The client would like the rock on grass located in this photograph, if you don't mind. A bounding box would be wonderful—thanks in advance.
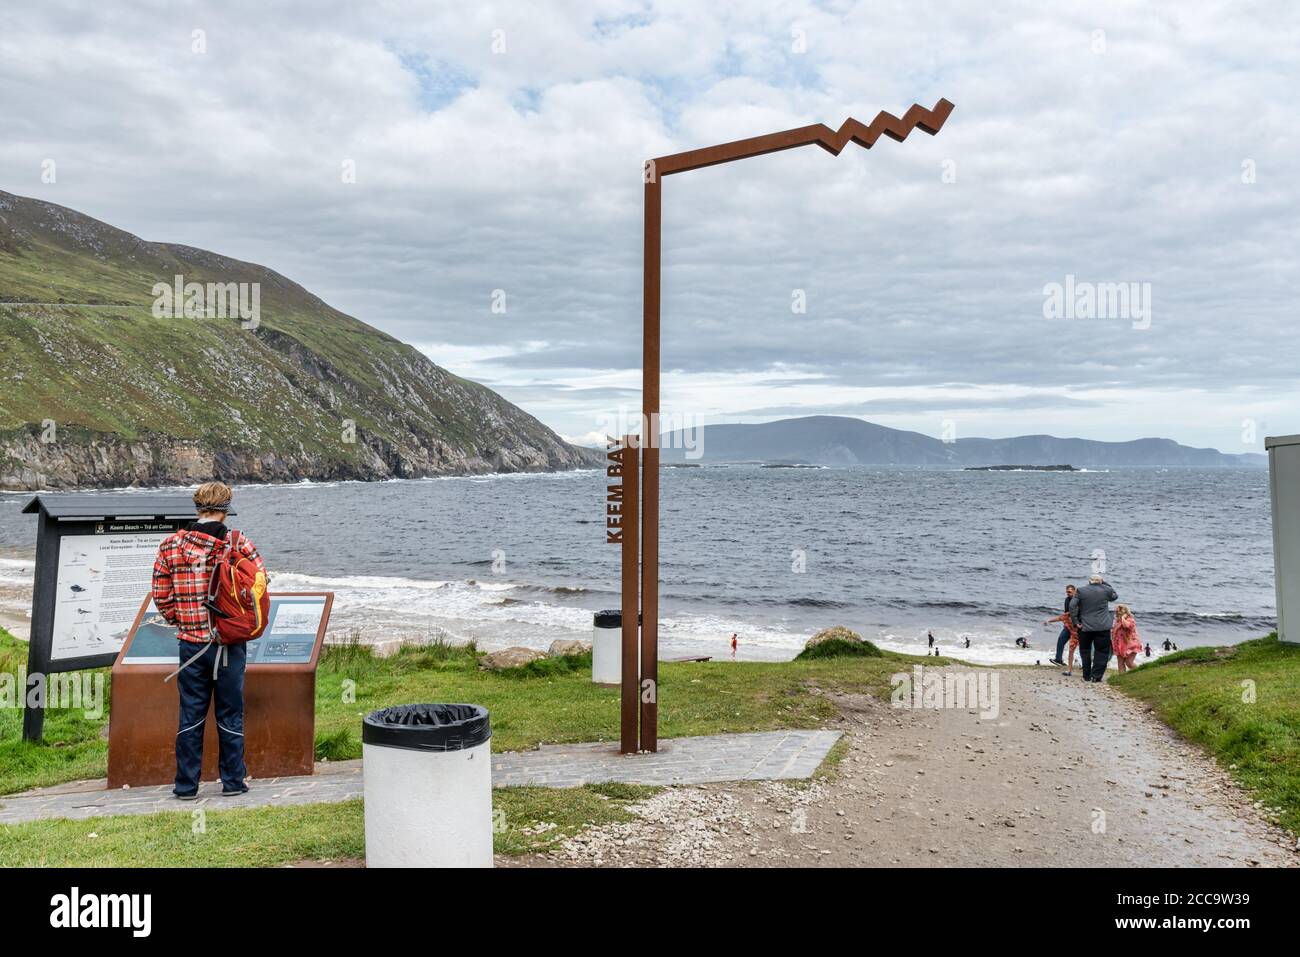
[479,647,548,671]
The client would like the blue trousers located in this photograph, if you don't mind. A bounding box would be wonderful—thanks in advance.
[1055,627,1071,662]
[175,640,247,794]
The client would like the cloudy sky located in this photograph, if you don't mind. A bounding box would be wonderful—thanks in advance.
[2,1,1297,452]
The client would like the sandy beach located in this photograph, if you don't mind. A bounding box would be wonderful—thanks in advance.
[0,551,33,642]
[503,667,1298,868]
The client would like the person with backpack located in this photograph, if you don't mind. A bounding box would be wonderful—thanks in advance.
[152,482,269,800]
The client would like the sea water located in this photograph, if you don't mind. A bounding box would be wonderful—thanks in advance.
[0,466,1276,664]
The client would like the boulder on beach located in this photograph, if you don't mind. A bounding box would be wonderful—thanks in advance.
[797,625,882,660]
[804,625,864,649]
[547,639,592,657]
[370,638,404,659]
[479,647,548,671]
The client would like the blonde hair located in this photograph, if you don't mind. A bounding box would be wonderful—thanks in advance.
[1115,603,1131,619]
[193,481,233,514]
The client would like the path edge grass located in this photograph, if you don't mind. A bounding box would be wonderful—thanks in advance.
[1110,633,1300,836]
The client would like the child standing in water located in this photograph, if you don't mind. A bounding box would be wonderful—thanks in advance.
[1111,604,1142,672]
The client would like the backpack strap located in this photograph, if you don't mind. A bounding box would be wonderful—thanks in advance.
[164,638,215,683]
[203,531,238,638]
[206,537,224,606]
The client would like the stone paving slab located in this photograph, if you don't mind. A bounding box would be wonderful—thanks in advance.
[0,730,841,825]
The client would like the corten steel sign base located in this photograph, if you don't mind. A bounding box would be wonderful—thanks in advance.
[626,99,954,753]
[107,593,333,789]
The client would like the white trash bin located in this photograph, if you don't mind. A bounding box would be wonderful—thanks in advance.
[592,610,623,685]
[363,703,493,868]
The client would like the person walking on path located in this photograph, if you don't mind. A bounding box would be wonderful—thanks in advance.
[1046,584,1077,666]
[1111,604,1142,673]
[152,482,268,800]
[1070,574,1118,682]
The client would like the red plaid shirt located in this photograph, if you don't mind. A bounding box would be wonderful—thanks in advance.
[1046,611,1079,641]
[152,528,268,643]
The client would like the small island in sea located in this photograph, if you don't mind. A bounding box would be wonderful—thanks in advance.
[964,464,1078,471]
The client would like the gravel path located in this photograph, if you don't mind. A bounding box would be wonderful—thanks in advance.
[501,667,1299,868]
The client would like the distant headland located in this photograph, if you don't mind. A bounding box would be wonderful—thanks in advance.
[964,464,1078,472]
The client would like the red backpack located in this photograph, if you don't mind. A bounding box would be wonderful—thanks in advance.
[205,530,270,644]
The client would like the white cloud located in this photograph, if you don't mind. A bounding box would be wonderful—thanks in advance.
[1,0,1297,451]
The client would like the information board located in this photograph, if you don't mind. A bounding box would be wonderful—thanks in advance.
[50,529,175,661]
[121,595,330,665]
[109,590,333,788]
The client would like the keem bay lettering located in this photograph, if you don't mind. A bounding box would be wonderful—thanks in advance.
[606,438,625,544]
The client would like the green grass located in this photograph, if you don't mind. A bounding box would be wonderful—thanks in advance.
[0,623,924,866]
[0,785,658,866]
[1111,634,1300,834]
[308,637,913,767]
[0,629,114,794]
[0,626,919,796]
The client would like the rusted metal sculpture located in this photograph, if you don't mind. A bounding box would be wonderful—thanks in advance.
[625,98,954,753]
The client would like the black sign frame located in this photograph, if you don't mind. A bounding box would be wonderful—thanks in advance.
[20,493,231,742]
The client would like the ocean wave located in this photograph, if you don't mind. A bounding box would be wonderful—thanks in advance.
[786,597,851,609]
[273,571,453,591]
[517,583,593,596]
[731,595,851,610]
[1138,610,1275,629]
[0,468,600,501]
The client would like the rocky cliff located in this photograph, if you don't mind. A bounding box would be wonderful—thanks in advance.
[0,190,600,490]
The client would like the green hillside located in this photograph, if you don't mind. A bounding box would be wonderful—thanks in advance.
[0,190,597,488]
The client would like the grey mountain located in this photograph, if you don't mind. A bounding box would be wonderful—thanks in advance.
[659,415,1267,469]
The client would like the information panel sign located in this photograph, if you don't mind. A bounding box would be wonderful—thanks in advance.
[107,591,333,788]
[50,529,176,661]
[121,596,329,665]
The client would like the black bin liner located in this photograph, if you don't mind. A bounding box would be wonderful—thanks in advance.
[594,610,642,628]
[362,703,491,753]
